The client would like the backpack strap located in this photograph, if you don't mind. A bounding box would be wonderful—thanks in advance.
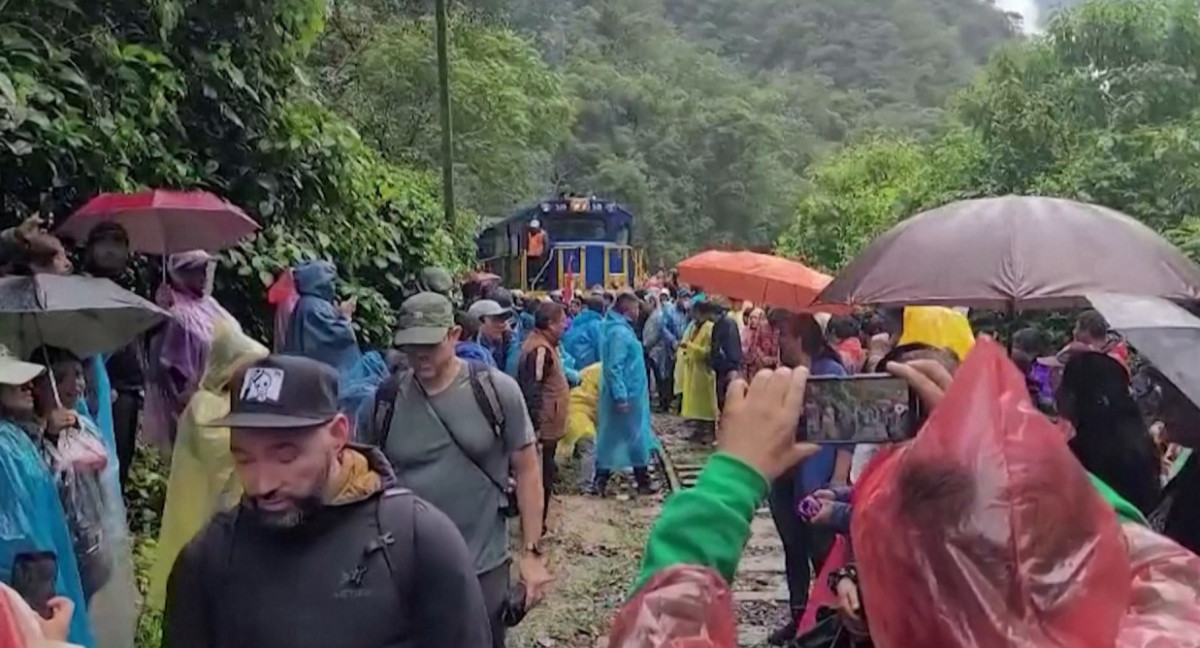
[371,371,404,447]
[375,488,418,625]
[467,361,505,439]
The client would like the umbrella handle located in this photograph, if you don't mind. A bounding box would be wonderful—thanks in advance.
[32,317,64,408]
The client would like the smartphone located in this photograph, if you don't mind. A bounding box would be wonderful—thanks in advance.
[801,374,920,444]
[11,552,57,619]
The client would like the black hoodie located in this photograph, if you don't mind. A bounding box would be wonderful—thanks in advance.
[162,445,491,648]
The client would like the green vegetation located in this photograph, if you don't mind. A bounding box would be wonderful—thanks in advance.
[0,0,470,344]
[311,0,1020,264]
[779,0,1200,271]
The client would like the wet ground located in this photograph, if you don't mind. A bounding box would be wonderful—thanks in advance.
[656,414,791,647]
[511,414,790,647]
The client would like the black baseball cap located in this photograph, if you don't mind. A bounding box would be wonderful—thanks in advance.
[205,354,340,429]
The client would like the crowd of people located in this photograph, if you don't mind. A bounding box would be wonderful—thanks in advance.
[613,302,1200,647]
[5,212,1200,648]
[0,216,729,648]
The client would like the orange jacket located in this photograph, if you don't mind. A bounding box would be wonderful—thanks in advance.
[527,230,547,257]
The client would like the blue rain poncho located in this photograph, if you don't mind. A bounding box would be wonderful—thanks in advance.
[456,341,497,368]
[282,261,362,375]
[0,420,95,647]
[563,310,603,369]
[645,304,682,381]
[561,344,581,388]
[596,311,653,471]
[338,351,388,434]
[84,357,114,464]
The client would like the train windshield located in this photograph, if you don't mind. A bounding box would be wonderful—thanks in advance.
[547,216,608,241]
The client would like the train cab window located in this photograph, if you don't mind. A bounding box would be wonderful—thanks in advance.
[547,217,607,241]
[614,225,630,246]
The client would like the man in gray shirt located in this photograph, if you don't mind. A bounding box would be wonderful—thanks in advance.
[369,292,553,648]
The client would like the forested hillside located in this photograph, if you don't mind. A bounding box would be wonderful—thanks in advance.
[778,0,1200,272]
[317,0,1020,263]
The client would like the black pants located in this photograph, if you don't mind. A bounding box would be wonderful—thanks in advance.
[657,371,675,412]
[767,468,834,614]
[112,390,143,490]
[716,371,734,415]
[651,357,674,412]
[526,257,545,290]
[479,562,510,648]
[540,439,558,533]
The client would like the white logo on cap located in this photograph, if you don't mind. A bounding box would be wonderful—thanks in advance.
[241,368,284,403]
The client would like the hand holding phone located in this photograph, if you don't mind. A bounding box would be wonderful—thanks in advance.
[37,597,74,641]
[12,552,57,619]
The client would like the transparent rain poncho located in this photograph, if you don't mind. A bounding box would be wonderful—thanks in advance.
[43,415,136,648]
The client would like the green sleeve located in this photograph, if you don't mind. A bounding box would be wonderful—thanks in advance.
[632,452,767,593]
[1088,472,1148,526]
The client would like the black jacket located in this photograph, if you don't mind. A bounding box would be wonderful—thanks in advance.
[162,445,491,648]
[710,315,744,376]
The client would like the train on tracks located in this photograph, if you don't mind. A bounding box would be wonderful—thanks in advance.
[476,195,648,293]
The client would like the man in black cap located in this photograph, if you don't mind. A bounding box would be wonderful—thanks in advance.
[162,354,491,648]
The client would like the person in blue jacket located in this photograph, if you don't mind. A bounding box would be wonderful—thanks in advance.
[595,293,655,497]
[282,260,362,376]
[562,297,605,369]
[467,298,520,375]
[0,351,96,647]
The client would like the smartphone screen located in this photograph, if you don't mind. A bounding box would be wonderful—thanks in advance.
[12,552,57,618]
[801,374,919,444]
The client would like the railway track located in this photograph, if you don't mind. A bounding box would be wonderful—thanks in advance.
[652,415,791,647]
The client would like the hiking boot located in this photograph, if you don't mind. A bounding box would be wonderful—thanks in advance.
[767,609,801,646]
[633,467,659,496]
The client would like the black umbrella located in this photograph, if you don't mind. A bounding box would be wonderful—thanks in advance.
[1086,292,1200,409]
[0,274,168,360]
[818,196,1200,310]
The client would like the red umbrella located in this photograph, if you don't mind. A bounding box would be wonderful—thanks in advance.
[677,250,846,313]
[57,189,259,254]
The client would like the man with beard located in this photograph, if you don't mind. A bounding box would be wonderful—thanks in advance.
[162,354,490,648]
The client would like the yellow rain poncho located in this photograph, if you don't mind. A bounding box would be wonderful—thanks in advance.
[679,321,717,422]
[148,322,268,609]
[674,321,695,397]
[898,306,975,361]
[559,363,602,459]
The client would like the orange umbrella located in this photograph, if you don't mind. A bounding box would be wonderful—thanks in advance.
[677,250,841,313]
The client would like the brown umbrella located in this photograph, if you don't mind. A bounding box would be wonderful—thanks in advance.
[816,195,1200,311]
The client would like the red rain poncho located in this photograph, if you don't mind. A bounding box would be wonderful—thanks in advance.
[852,339,1200,648]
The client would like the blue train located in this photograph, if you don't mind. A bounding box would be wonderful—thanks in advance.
[476,195,646,293]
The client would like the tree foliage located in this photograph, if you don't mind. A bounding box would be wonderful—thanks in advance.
[780,0,1200,270]
[316,0,1018,265]
[0,0,473,344]
[314,5,573,213]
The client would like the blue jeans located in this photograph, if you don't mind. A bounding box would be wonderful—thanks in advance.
[576,438,596,491]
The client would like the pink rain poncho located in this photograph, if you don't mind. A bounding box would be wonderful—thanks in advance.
[142,251,235,452]
[852,338,1200,648]
[608,565,737,648]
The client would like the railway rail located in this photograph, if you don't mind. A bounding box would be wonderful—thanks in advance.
[651,415,791,647]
